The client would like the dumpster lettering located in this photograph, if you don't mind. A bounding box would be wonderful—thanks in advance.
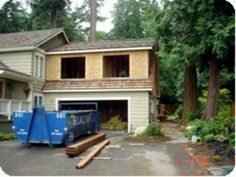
[14,112,24,118]
[56,113,65,119]
[51,129,63,136]
[17,128,28,135]
[69,113,93,126]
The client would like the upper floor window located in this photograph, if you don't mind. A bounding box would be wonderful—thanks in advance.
[34,54,44,78]
[61,57,85,79]
[103,55,129,78]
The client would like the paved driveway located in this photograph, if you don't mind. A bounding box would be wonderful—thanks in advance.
[0,124,208,176]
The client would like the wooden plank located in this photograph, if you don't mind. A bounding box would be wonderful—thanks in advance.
[80,156,112,160]
[76,139,110,169]
[64,133,106,156]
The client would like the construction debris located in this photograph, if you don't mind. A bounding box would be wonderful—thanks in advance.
[80,156,112,160]
[129,143,145,146]
[76,139,110,169]
[106,145,121,148]
[64,132,106,156]
[101,115,127,130]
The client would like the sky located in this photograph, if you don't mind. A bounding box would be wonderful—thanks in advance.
[0,0,117,33]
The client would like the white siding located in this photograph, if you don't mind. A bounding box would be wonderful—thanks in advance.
[0,51,33,75]
[44,91,150,132]
[33,79,45,93]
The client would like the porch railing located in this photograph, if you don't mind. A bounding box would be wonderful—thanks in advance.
[0,99,30,120]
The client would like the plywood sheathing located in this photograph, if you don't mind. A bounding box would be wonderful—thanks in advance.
[45,50,149,80]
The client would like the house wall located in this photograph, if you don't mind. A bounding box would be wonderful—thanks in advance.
[0,51,33,75]
[45,50,149,80]
[3,79,27,100]
[44,91,150,132]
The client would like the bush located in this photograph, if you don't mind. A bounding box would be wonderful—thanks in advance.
[139,123,163,137]
[212,155,222,161]
[0,132,16,141]
[185,88,234,149]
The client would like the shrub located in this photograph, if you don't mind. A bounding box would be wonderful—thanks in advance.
[185,88,234,149]
[212,155,222,161]
[139,123,163,137]
[0,132,16,141]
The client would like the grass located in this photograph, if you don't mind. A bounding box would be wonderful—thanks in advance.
[0,132,16,141]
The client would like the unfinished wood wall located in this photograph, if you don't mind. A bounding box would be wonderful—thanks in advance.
[45,50,149,80]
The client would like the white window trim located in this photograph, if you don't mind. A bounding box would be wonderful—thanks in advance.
[34,52,45,79]
[33,93,44,106]
[55,97,131,133]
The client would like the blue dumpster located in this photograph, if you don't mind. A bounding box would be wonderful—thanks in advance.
[12,106,99,147]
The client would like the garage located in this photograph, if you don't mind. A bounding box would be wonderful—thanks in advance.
[58,100,128,131]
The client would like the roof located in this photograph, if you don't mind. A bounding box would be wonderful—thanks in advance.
[46,38,155,54]
[0,28,69,52]
[42,78,153,92]
[0,60,33,80]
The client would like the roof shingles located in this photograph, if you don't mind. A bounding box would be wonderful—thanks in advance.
[48,38,155,52]
[0,28,64,49]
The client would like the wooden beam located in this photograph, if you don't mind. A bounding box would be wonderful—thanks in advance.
[64,132,106,156]
[76,139,110,169]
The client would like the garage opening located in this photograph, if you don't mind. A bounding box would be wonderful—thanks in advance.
[58,100,128,131]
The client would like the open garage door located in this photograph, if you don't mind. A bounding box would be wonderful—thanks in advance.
[58,100,128,131]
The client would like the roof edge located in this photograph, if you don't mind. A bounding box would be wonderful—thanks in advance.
[35,29,69,48]
[46,46,153,55]
[0,46,35,53]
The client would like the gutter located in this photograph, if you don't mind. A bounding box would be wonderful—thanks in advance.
[45,47,153,55]
[42,88,153,93]
[0,46,35,53]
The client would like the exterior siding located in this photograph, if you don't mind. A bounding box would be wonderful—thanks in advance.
[45,50,149,80]
[0,51,33,75]
[33,79,45,93]
[44,91,149,132]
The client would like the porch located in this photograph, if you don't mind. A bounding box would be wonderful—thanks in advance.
[0,99,30,120]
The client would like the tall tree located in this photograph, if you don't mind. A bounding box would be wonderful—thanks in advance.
[110,0,144,39]
[148,0,234,121]
[89,0,96,41]
[0,0,30,33]
[30,0,70,29]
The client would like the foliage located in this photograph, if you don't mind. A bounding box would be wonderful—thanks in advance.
[139,123,163,137]
[185,88,234,147]
[212,155,222,161]
[0,132,16,141]
[110,0,150,39]
[0,0,31,33]
[168,105,183,120]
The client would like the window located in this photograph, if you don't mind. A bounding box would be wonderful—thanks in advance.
[61,57,85,79]
[103,55,129,77]
[34,54,44,78]
[34,94,43,107]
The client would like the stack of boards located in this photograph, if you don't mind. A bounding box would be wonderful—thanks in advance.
[64,132,110,169]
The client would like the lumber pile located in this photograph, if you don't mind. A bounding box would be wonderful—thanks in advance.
[64,132,106,156]
[76,139,110,169]
[101,115,127,130]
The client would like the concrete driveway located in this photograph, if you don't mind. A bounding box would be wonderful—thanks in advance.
[0,124,208,176]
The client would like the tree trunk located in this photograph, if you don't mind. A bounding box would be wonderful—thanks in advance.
[182,65,198,124]
[89,0,96,41]
[50,8,57,28]
[202,57,220,120]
